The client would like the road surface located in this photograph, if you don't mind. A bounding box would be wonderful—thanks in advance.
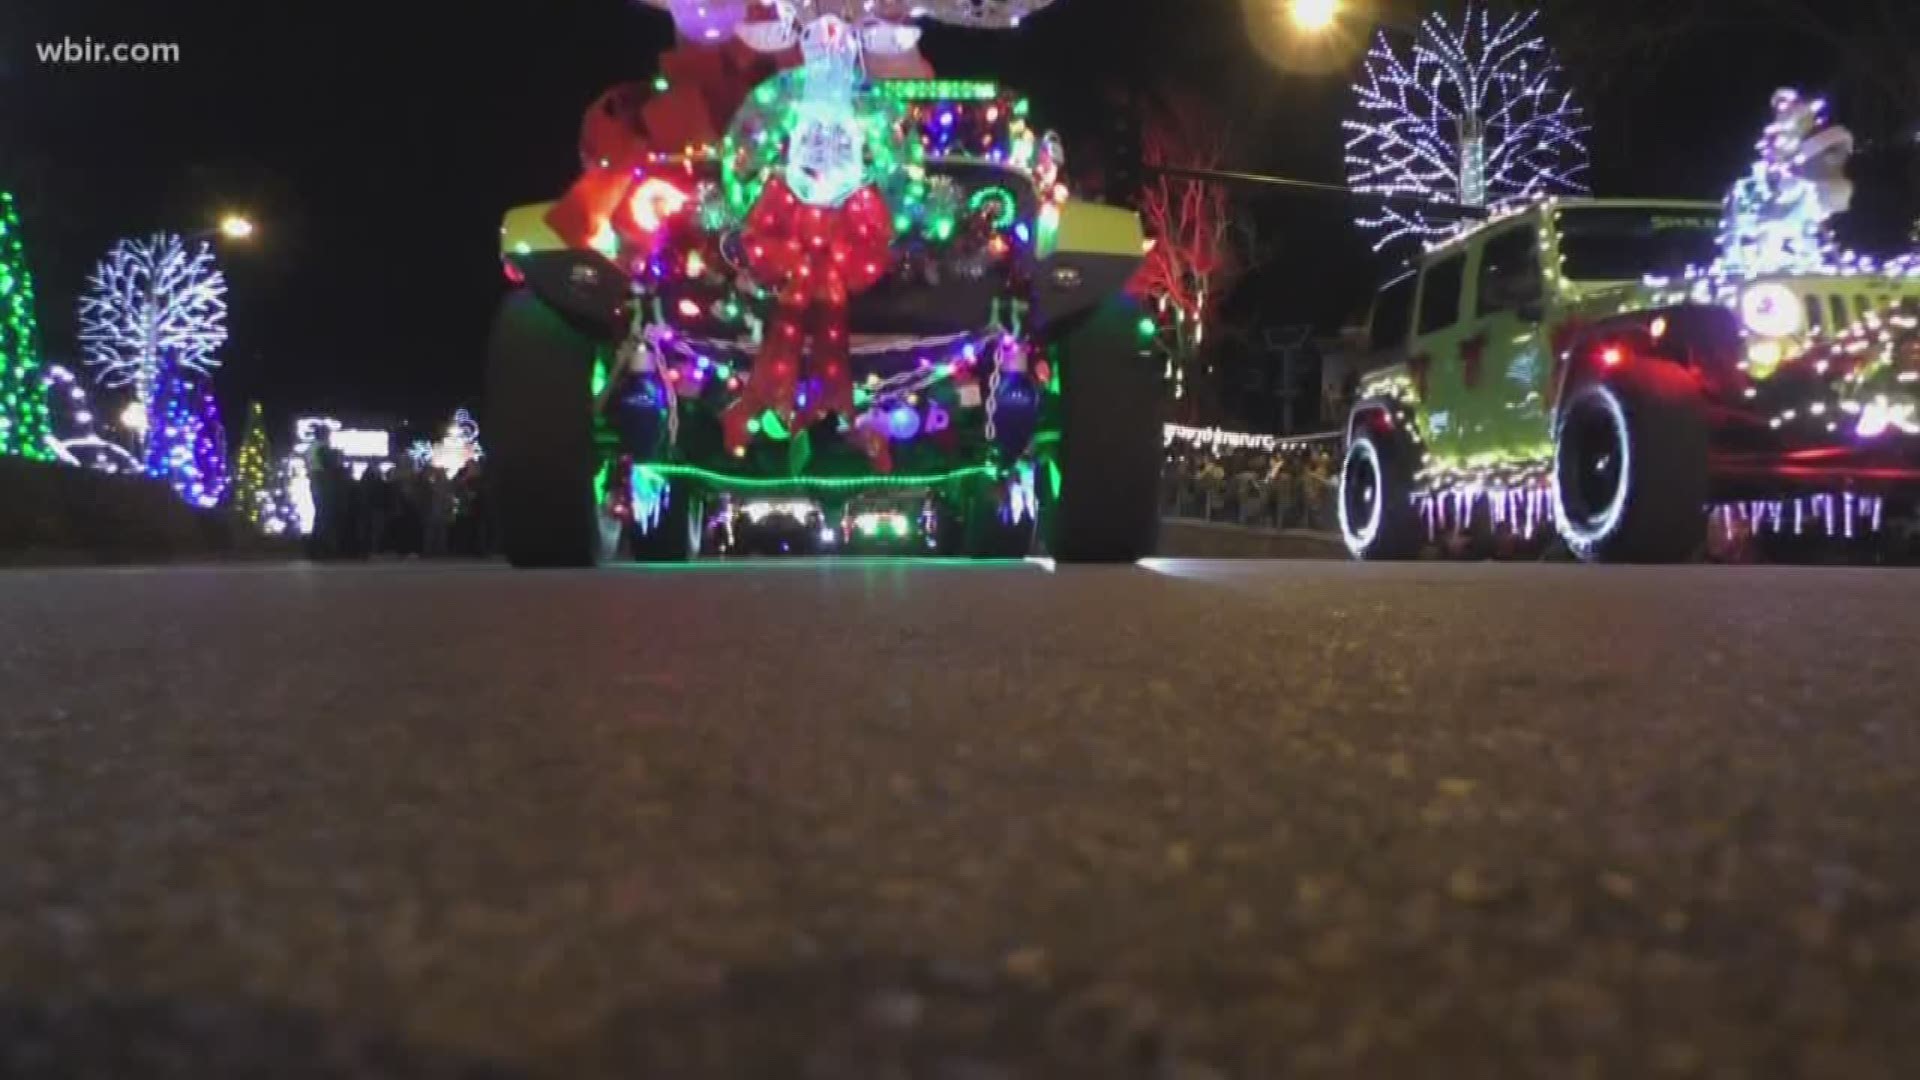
[4,560,1920,1078]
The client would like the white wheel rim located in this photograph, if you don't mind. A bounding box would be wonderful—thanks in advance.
[1553,385,1632,548]
[1340,439,1386,555]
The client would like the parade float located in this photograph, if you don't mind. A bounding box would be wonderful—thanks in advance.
[1340,88,1920,563]
[487,0,1155,566]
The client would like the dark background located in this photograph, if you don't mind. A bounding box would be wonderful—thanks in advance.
[4,0,1915,436]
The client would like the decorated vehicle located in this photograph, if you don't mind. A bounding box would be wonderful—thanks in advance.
[1341,89,1920,563]
[487,0,1156,567]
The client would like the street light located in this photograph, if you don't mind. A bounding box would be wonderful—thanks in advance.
[1288,0,1341,33]
[219,213,255,240]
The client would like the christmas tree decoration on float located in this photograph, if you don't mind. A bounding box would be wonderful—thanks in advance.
[1718,91,1855,276]
[1344,5,1589,251]
[0,192,53,461]
[78,234,229,452]
[486,0,1157,567]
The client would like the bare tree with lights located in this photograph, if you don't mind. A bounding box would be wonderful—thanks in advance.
[1133,92,1240,421]
[78,234,229,452]
[1344,5,1590,251]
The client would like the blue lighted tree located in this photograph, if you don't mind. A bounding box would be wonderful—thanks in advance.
[144,353,229,508]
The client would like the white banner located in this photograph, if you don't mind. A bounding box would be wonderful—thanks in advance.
[1163,424,1342,452]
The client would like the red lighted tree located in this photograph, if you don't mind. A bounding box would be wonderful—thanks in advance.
[1132,93,1239,422]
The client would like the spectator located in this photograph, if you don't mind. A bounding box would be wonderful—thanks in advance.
[306,431,351,561]
[355,465,391,559]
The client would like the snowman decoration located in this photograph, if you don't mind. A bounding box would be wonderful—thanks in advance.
[784,15,869,208]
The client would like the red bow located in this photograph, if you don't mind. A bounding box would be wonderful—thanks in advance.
[723,177,896,466]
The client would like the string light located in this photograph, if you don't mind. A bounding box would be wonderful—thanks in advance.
[638,0,1062,39]
[637,461,996,492]
[40,364,138,473]
[1164,424,1343,453]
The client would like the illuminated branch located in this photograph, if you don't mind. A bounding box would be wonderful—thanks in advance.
[1344,5,1589,251]
[1134,93,1237,415]
[78,234,229,446]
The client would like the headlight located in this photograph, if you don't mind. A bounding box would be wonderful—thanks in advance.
[1740,283,1803,338]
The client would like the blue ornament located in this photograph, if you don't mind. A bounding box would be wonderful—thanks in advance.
[990,372,1039,458]
[614,371,672,458]
[886,403,922,441]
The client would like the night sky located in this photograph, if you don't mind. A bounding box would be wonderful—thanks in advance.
[5,0,1914,437]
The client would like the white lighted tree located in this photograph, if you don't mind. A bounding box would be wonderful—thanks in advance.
[78,234,229,449]
[1344,5,1590,250]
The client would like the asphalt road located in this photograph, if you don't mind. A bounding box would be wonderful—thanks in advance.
[5,559,1920,1079]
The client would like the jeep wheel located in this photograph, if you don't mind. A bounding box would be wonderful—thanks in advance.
[1339,426,1423,560]
[629,482,704,562]
[487,292,605,569]
[1044,297,1162,564]
[1553,378,1707,563]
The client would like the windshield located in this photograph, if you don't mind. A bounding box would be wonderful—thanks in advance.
[1556,207,1721,281]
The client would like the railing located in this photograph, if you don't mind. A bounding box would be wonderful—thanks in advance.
[1161,473,1341,534]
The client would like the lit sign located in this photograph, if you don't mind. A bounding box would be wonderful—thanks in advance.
[332,429,391,459]
[293,416,389,460]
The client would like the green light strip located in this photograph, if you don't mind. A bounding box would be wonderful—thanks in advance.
[615,557,1029,572]
[639,463,996,491]
[875,80,1003,102]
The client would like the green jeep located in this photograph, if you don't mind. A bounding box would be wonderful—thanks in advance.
[1340,197,1920,562]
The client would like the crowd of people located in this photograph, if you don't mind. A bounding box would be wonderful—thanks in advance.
[302,434,494,560]
[1162,440,1342,532]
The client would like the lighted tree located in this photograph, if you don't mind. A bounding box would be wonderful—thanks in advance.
[228,401,277,529]
[1133,92,1239,421]
[78,234,229,449]
[1344,5,1589,250]
[145,355,228,509]
[0,192,53,460]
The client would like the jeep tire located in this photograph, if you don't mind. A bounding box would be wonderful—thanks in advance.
[1552,377,1707,564]
[487,292,604,569]
[1339,424,1423,561]
[1043,297,1162,564]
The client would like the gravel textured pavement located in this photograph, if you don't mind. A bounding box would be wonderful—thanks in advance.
[4,559,1920,1078]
